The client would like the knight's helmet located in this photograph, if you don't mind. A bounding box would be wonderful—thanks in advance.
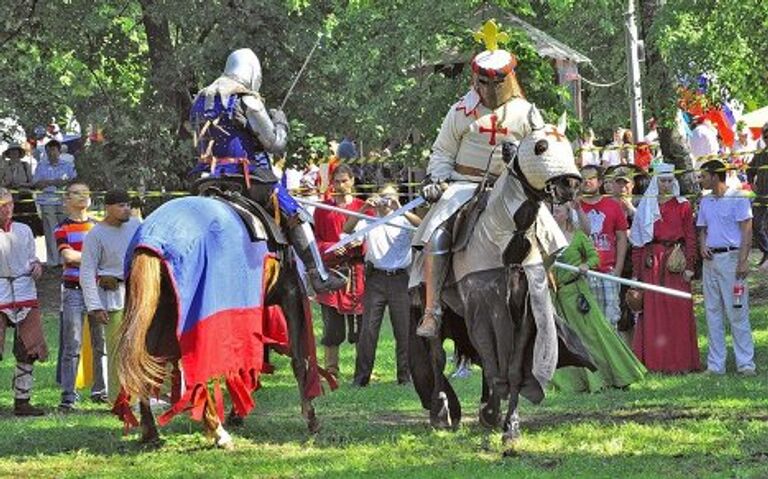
[223,48,262,93]
[471,20,524,109]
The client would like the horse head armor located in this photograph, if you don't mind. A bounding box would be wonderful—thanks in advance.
[506,111,581,204]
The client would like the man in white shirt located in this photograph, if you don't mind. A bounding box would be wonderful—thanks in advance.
[697,160,756,376]
[343,185,421,387]
[689,118,720,164]
[0,188,47,416]
[79,189,141,402]
[601,128,625,168]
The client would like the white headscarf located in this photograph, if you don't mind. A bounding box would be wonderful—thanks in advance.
[629,163,687,247]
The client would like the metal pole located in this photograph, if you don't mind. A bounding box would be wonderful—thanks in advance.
[625,0,645,145]
[553,262,692,299]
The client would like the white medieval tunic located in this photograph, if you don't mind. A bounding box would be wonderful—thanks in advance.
[412,89,535,248]
[0,222,39,323]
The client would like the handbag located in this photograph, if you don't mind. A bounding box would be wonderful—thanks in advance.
[576,292,591,314]
[666,243,687,274]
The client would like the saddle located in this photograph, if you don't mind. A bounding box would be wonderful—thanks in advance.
[452,184,492,253]
[198,181,288,246]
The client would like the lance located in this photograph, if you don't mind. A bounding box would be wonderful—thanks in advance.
[553,262,692,300]
[325,196,425,253]
[296,198,417,231]
[303,196,689,299]
[280,33,324,110]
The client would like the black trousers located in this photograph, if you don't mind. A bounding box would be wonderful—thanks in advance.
[320,305,360,347]
[753,205,768,254]
[353,269,411,385]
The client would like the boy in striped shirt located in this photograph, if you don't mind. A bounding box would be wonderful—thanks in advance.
[54,182,104,411]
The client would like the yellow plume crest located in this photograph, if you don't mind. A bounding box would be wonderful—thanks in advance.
[473,19,509,52]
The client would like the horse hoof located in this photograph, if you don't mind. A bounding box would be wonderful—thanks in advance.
[138,431,161,448]
[307,416,321,434]
[502,429,522,447]
[225,413,244,428]
[478,404,500,429]
[502,447,520,458]
[303,406,321,434]
[217,437,235,450]
[215,427,235,450]
[429,416,452,430]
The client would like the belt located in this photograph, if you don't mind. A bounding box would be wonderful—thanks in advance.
[63,282,81,290]
[365,262,407,276]
[650,239,682,247]
[710,246,739,254]
[455,164,498,179]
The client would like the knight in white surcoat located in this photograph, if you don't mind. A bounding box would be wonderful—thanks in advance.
[414,20,542,338]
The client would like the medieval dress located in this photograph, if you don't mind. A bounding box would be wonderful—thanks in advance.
[631,200,701,373]
[550,230,646,393]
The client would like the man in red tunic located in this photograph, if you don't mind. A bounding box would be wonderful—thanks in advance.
[313,164,366,379]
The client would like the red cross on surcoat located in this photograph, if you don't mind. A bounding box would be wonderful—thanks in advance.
[546,127,566,142]
[479,114,508,146]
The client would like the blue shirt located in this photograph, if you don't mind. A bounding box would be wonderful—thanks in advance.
[32,160,77,205]
[696,189,752,248]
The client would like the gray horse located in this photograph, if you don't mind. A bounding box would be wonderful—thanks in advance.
[409,120,595,446]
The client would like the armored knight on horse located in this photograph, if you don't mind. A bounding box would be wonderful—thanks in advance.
[413,20,538,338]
[408,21,594,446]
[113,48,341,448]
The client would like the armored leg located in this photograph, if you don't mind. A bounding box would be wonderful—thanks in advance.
[288,222,346,293]
[416,225,452,338]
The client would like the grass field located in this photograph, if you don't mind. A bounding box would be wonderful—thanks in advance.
[0,265,767,479]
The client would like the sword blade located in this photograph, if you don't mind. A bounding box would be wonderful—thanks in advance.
[295,198,417,231]
[324,196,425,253]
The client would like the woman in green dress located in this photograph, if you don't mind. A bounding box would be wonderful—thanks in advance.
[550,203,646,393]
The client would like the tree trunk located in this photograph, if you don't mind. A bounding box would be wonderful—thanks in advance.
[638,0,699,193]
[138,0,191,138]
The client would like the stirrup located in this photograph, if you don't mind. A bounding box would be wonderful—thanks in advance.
[416,307,442,338]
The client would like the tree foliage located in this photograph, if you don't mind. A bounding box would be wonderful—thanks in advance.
[0,0,574,190]
[4,0,766,190]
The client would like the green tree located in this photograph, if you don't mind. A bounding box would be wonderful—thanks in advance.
[0,0,570,190]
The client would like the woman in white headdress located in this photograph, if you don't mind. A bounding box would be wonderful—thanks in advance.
[628,163,701,373]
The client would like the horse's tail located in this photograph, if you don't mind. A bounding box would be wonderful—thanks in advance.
[117,250,166,399]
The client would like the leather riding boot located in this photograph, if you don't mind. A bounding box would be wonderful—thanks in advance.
[324,346,340,378]
[13,363,42,416]
[416,252,450,338]
[288,222,346,293]
[14,398,44,417]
